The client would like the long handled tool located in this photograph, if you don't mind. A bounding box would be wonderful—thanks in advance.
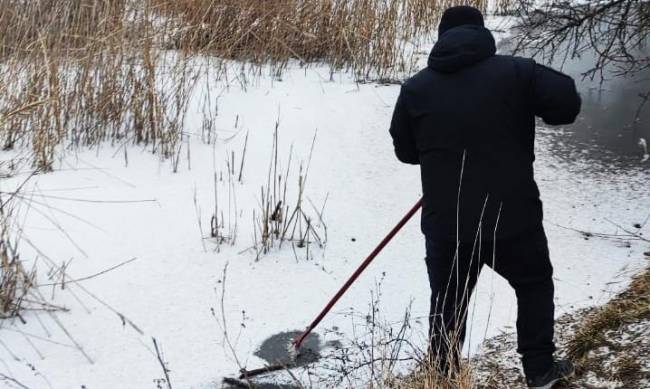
[291,197,424,351]
[236,198,423,381]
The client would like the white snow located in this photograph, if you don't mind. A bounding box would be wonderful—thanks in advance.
[1,41,649,389]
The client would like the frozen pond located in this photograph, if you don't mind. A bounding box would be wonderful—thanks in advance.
[1,27,648,389]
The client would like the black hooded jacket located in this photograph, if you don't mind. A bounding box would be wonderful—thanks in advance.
[389,25,581,242]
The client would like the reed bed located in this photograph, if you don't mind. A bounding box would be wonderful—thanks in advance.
[154,0,486,80]
[0,0,199,170]
[0,0,484,170]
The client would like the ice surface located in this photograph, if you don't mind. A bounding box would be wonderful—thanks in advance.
[1,30,648,389]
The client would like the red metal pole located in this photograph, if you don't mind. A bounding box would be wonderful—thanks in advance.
[292,197,423,350]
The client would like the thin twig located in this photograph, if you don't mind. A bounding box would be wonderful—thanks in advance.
[152,337,173,389]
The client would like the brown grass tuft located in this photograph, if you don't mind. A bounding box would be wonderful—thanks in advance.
[566,265,650,386]
[568,268,650,361]
[0,188,36,319]
[390,360,475,389]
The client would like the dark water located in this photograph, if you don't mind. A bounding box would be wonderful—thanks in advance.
[499,38,650,170]
[547,57,650,169]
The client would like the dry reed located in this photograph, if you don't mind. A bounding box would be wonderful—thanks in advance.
[0,180,38,319]
[0,0,485,169]
[153,0,486,79]
[0,0,198,170]
[568,266,650,367]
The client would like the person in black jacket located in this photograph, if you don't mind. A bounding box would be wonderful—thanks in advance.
[389,6,581,389]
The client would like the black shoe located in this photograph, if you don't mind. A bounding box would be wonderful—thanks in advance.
[526,360,575,389]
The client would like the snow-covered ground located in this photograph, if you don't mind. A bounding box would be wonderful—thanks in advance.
[1,40,649,389]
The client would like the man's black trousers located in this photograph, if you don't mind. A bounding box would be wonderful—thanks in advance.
[425,224,555,378]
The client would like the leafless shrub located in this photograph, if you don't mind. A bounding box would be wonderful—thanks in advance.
[509,0,650,78]
[506,0,650,117]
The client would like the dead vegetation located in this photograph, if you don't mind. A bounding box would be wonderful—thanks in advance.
[0,176,75,323]
[568,266,650,359]
[0,0,198,171]
[0,175,146,367]
[252,123,326,261]
[0,211,35,320]
[0,0,485,171]
[391,364,475,389]
[153,0,486,80]
[0,177,38,320]
[566,265,650,386]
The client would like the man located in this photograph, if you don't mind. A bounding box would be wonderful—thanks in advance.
[389,6,581,389]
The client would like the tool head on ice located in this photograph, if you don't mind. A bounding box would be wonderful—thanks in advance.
[230,330,321,382]
[256,330,320,365]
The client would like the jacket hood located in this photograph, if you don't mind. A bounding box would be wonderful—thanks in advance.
[428,25,496,73]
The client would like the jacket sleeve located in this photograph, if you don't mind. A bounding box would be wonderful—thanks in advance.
[389,86,419,165]
[532,64,582,125]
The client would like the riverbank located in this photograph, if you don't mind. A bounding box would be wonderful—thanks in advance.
[474,256,650,389]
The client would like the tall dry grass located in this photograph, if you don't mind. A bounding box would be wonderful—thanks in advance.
[153,0,486,80]
[0,0,485,170]
[0,180,37,319]
[0,0,198,170]
[0,222,35,319]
